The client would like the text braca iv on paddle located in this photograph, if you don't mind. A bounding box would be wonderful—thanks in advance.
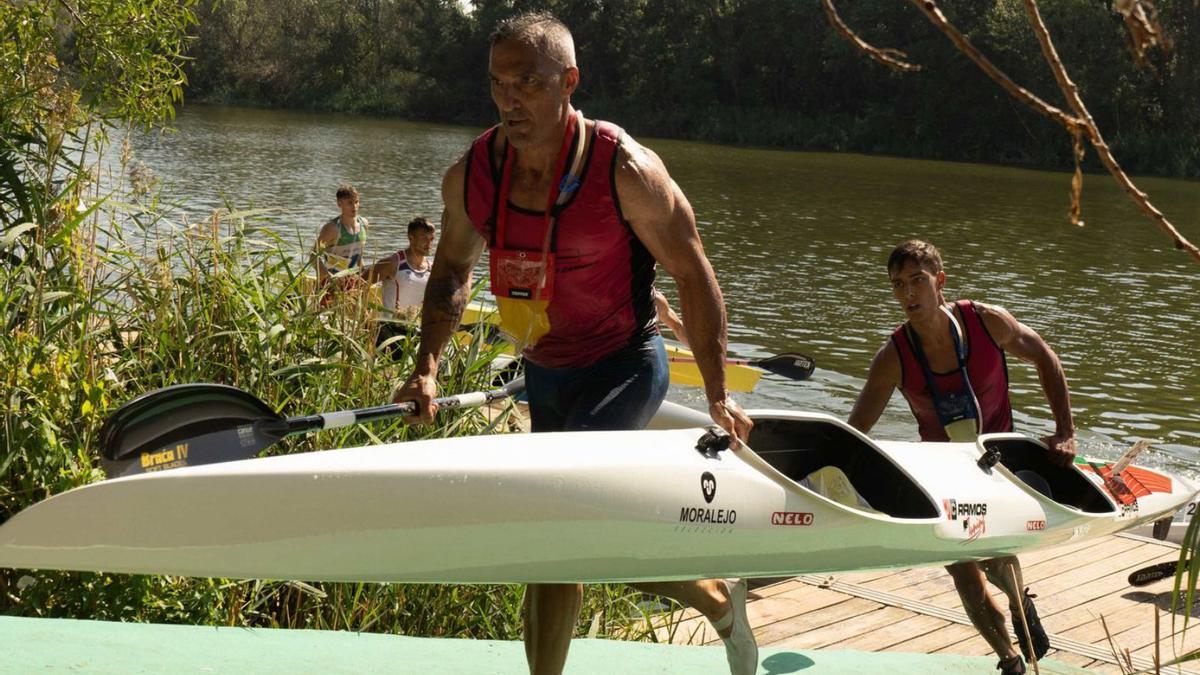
[98,378,527,478]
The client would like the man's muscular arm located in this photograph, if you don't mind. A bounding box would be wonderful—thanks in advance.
[362,255,398,284]
[653,288,690,348]
[978,302,1076,466]
[848,341,902,435]
[614,139,751,441]
[393,156,485,419]
[312,220,339,284]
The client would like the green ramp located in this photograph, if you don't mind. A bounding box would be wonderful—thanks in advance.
[0,616,1095,674]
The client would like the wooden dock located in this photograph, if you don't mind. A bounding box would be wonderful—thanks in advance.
[658,533,1200,673]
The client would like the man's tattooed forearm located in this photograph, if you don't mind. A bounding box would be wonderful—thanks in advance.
[421,275,468,332]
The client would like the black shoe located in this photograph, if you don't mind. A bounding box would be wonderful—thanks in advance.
[1011,588,1050,661]
[998,655,1026,674]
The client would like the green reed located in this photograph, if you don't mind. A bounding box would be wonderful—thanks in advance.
[0,183,676,641]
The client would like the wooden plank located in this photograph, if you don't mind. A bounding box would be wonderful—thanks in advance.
[1126,635,1200,670]
[921,540,1163,609]
[1100,604,1200,660]
[768,605,915,650]
[835,613,952,651]
[1018,536,1145,582]
[1019,535,1143,570]
[835,567,917,585]
[902,546,1165,654]
[1051,651,1101,669]
[1024,534,1128,562]
[1039,584,1164,638]
[882,623,981,653]
[666,584,867,645]
[959,545,1176,636]
[1021,543,1162,594]
[653,581,811,641]
[749,578,804,598]
[717,585,856,643]
[849,537,1146,608]
[757,597,883,646]
[651,535,1191,673]
[1083,662,1128,674]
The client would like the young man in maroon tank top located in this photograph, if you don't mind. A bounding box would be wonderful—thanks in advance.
[391,12,757,675]
[849,240,1077,675]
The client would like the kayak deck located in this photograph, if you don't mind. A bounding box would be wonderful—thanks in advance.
[660,532,1197,674]
[0,615,1093,674]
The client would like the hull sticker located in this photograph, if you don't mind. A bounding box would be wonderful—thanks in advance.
[771,511,814,526]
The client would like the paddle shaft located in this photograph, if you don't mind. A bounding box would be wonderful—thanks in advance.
[668,357,780,367]
[285,386,510,434]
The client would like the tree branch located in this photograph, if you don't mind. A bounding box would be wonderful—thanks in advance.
[1021,0,1199,260]
[1112,0,1172,68]
[906,0,1083,134]
[820,0,921,72]
[55,0,84,26]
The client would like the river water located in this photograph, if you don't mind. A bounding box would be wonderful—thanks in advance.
[122,105,1200,469]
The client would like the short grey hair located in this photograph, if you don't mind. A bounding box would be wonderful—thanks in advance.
[490,11,576,69]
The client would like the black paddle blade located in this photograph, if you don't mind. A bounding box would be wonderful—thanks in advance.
[100,420,289,478]
[99,384,285,477]
[753,353,816,381]
[1128,560,1187,587]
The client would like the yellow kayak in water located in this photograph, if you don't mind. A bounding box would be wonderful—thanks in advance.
[462,300,763,392]
[301,282,766,391]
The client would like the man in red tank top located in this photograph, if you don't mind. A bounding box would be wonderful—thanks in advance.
[849,240,1077,675]
[391,11,756,675]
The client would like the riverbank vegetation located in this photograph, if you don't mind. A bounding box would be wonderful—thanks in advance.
[185,0,1200,178]
[0,1,662,642]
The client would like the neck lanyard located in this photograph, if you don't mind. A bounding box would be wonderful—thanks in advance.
[907,304,982,433]
[493,111,580,253]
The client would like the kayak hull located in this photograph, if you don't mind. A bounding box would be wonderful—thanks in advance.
[0,410,1193,583]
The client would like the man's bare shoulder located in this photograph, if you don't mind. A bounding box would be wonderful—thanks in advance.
[614,135,671,190]
[316,218,339,240]
[442,151,469,190]
[441,150,471,210]
[971,300,1021,333]
[613,135,676,218]
[874,338,900,365]
[971,300,1010,319]
[867,338,902,381]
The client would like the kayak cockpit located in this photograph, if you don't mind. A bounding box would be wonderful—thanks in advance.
[747,416,939,519]
[982,436,1117,514]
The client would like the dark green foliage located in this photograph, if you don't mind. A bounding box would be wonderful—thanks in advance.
[185,0,1200,177]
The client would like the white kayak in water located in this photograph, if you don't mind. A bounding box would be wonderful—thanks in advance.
[0,405,1194,583]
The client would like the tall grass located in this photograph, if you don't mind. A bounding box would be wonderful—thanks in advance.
[0,165,667,641]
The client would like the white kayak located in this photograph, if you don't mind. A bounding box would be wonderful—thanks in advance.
[0,405,1194,583]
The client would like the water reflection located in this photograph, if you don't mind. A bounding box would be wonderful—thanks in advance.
[119,105,1200,468]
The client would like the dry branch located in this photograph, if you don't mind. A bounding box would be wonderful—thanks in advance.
[1021,0,1199,260]
[822,0,1199,261]
[906,0,1083,134]
[820,0,921,72]
[1113,0,1173,67]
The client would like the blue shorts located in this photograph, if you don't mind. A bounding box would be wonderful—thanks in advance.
[525,334,669,432]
